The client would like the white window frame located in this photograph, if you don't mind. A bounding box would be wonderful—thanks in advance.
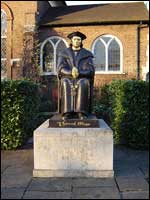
[91,34,123,74]
[40,36,68,75]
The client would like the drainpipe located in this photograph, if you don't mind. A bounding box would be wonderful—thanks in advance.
[137,21,143,80]
[11,15,14,79]
[136,22,149,80]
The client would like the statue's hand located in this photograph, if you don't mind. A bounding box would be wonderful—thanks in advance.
[72,67,79,79]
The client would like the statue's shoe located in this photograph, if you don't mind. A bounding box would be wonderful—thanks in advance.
[78,112,87,120]
[62,113,71,120]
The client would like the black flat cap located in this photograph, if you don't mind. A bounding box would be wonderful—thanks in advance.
[67,31,86,40]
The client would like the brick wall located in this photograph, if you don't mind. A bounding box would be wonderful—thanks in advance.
[1,1,49,79]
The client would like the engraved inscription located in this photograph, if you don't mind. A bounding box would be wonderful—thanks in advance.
[57,121,90,127]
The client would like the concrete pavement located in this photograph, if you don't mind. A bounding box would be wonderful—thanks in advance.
[1,143,149,199]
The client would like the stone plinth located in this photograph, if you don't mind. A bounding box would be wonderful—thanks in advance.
[33,119,114,177]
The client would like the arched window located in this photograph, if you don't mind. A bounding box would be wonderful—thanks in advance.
[1,9,7,78]
[40,36,68,75]
[92,35,123,73]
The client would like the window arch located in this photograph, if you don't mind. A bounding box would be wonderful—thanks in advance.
[91,34,123,73]
[40,36,68,75]
[1,9,7,79]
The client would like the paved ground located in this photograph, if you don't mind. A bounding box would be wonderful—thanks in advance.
[1,143,149,199]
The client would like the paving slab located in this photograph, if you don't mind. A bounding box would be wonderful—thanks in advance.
[1,164,10,174]
[1,165,32,189]
[146,178,149,183]
[121,191,149,199]
[1,188,25,199]
[139,166,149,179]
[114,145,129,161]
[72,187,120,199]
[1,175,32,189]
[125,149,149,163]
[27,178,72,192]
[116,176,149,192]
[23,191,72,199]
[72,178,116,187]
[114,167,144,177]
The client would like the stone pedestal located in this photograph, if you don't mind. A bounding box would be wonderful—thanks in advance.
[33,119,114,177]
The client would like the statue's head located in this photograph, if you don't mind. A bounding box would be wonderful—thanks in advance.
[67,31,86,50]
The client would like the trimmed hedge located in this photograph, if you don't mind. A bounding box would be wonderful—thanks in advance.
[1,80,41,150]
[93,85,112,125]
[93,80,149,149]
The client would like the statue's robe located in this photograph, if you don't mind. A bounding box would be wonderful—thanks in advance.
[57,47,95,116]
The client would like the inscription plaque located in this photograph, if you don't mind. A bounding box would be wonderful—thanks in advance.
[49,114,99,128]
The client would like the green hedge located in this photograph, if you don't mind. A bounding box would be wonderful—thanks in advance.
[1,80,41,150]
[93,80,149,149]
[93,85,112,125]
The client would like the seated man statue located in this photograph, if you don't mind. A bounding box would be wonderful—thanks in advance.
[57,31,95,120]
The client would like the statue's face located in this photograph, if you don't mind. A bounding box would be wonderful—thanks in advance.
[71,36,82,48]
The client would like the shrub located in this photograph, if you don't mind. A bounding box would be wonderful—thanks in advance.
[93,80,149,149]
[93,85,112,125]
[1,80,41,150]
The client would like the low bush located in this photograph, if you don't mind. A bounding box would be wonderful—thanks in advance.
[1,80,41,150]
[93,85,112,125]
[93,80,149,149]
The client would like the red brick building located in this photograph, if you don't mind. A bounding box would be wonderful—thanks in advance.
[1,1,149,86]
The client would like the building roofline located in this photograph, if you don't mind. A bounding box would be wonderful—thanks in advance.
[48,1,67,7]
[39,20,150,28]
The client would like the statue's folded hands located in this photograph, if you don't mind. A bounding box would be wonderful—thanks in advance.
[72,66,79,79]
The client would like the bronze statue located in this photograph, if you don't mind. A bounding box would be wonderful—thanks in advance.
[57,31,95,120]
